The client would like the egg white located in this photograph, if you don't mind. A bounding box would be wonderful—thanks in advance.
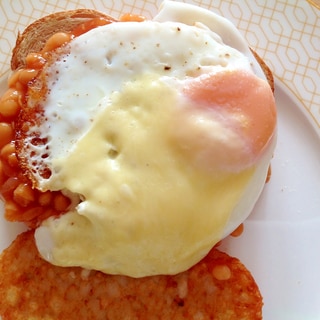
[28,1,276,277]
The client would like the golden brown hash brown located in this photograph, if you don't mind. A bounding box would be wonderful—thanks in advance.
[0,231,262,320]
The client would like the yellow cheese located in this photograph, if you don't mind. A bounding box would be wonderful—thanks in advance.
[37,75,254,277]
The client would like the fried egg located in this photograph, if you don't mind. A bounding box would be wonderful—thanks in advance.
[21,1,277,277]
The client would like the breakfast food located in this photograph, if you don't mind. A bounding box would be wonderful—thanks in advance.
[2,0,276,277]
[0,0,276,318]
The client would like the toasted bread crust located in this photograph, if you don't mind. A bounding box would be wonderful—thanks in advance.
[251,49,274,92]
[11,9,116,70]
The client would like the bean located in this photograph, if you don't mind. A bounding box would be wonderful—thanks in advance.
[37,190,53,206]
[25,52,46,69]
[0,98,20,119]
[41,32,72,53]
[4,200,20,221]
[53,193,70,211]
[0,142,18,177]
[21,206,44,221]
[0,160,16,178]
[15,81,26,93]
[119,14,145,22]
[72,18,112,37]
[0,123,14,149]
[7,152,18,168]
[230,223,244,237]
[0,177,20,198]
[13,183,35,207]
[7,71,20,88]
[0,141,16,161]
[0,88,19,101]
[18,68,38,85]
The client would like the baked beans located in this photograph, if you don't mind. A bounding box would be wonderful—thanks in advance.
[119,13,146,22]
[0,16,123,227]
[230,223,244,238]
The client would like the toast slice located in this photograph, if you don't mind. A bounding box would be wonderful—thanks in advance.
[11,9,116,70]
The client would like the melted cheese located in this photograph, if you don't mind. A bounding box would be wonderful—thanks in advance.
[36,76,255,277]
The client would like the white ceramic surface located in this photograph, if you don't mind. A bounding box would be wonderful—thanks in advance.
[0,1,319,319]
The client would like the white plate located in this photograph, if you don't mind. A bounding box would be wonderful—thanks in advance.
[1,1,320,318]
[220,79,320,319]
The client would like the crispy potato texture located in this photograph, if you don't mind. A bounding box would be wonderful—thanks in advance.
[0,231,262,320]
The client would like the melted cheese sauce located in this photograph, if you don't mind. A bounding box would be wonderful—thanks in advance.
[36,76,255,276]
[33,1,276,277]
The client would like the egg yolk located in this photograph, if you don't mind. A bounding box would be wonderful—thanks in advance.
[183,69,276,158]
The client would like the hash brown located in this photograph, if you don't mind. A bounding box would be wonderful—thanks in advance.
[0,231,263,320]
